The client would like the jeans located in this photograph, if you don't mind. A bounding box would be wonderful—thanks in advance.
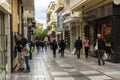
[25,56,30,70]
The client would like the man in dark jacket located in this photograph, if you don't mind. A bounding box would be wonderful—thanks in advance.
[51,40,58,57]
[75,37,82,58]
[59,40,66,57]
[95,34,106,66]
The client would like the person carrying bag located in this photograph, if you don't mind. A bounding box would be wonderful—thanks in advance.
[95,34,106,66]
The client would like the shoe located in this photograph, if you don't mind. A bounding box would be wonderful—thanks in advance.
[103,62,105,65]
[24,70,30,73]
[98,64,101,66]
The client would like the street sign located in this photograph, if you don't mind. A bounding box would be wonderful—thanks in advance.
[113,0,120,5]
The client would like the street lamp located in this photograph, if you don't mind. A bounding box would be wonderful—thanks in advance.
[113,0,120,5]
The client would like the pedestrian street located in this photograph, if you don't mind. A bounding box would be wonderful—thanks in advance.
[8,49,120,80]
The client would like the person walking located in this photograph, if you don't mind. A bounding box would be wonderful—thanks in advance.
[59,40,66,57]
[84,37,90,58]
[35,40,40,52]
[51,39,58,57]
[15,35,25,72]
[28,41,34,59]
[58,40,61,54]
[41,41,45,51]
[45,41,48,51]
[75,37,82,58]
[94,34,106,66]
[22,38,30,72]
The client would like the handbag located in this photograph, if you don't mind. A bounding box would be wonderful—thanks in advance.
[102,52,108,60]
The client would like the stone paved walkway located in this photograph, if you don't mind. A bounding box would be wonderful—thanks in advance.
[8,49,120,80]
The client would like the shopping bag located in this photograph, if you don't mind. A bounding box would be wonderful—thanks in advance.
[94,42,98,51]
[71,48,76,54]
[102,52,108,60]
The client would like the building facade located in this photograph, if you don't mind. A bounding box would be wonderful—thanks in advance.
[62,0,80,51]
[47,2,57,41]
[71,0,120,63]
[54,0,64,41]
[11,0,35,73]
[0,0,12,80]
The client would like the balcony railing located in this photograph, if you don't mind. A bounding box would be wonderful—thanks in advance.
[47,2,55,14]
[0,0,11,13]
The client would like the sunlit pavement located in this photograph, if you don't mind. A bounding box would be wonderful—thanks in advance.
[8,48,120,80]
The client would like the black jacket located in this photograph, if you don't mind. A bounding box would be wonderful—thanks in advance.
[51,42,58,50]
[75,39,82,49]
[59,41,66,49]
[95,39,106,50]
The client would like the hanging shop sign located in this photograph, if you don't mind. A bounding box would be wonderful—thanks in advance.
[113,0,120,5]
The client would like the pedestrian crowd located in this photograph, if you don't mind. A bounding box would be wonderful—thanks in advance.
[14,33,107,73]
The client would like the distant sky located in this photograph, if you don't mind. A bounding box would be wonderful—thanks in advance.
[35,0,56,29]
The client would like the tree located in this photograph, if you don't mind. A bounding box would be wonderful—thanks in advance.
[34,28,48,40]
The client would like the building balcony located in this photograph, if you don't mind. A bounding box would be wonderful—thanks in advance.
[49,13,57,25]
[0,0,11,13]
[63,11,80,23]
[0,0,11,5]
[47,21,52,27]
[71,0,112,12]
[54,0,64,13]
[47,2,55,14]
[21,0,34,10]
[62,10,71,17]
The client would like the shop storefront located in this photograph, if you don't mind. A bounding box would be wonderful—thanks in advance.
[64,29,70,49]
[83,3,120,63]
[71,23,77,50]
